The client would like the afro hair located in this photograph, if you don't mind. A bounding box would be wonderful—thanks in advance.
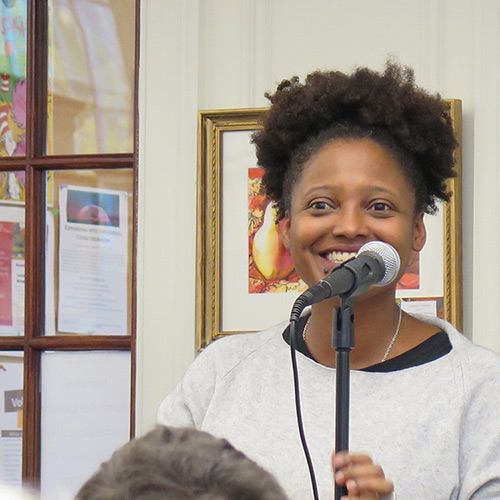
[252,61,458,218]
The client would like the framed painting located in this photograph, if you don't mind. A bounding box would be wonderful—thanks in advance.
[197,101,462,349]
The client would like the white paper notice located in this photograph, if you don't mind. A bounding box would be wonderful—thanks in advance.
[45,211,56,336]
[40,351,130,499]
[10,261,24,335]
[400,299,438,317]
[57,186,128,335]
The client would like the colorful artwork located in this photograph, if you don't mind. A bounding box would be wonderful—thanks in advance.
[0,171,25,202]
[248,168,306,294]
[0,0,27,78]
[248,167,419,293]
[66,189,120,227]
[0,220,23,329]
[397,249,420,290]
[0,75,26,157]
[0,221,14,326]
[0,0,27,158]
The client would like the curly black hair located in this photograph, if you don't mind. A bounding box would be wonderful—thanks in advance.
[252,61,458,218]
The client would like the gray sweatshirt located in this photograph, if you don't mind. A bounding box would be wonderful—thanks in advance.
[158,316,500,499]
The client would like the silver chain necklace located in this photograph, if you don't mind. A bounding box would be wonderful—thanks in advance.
[302,305,403,363]
[380,305,403,362]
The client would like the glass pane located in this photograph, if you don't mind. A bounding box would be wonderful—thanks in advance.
[47,0,136,155]
[0,174,25,336]
[0,352,24,488]
[40,351,130,498]
[45,169,133,335]
[0,1,27,157]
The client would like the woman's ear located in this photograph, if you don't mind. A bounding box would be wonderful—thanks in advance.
[280,212,291,249]
[412,212,427,252]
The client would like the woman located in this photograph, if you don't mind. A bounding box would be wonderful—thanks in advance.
[158,62,500,499]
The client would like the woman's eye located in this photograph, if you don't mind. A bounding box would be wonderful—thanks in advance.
[310,201,331,211]
[371,202,389,212]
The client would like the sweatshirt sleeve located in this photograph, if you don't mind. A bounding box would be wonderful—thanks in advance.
[157,345,219,429]
[458,349,500,499]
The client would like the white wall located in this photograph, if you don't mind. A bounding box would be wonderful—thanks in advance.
[137,0,500,434]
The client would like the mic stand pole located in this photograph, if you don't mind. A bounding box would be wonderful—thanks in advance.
[333,296,355,500]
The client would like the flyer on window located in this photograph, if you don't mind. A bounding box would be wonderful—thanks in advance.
[0,206,24,336]
[57,185,128,335]
[0,353,23,487]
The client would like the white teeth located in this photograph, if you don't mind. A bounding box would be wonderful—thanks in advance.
[326,251,356,263]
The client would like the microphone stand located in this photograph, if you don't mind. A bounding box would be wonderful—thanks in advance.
[333,295,355,500]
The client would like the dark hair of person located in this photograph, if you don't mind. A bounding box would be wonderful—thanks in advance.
[75,425,288,500]
[252,61,458,219]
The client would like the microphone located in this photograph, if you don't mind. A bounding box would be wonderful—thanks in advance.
[290,241,400,322]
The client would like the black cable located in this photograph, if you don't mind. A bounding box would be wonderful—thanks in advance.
[290,320,319,500]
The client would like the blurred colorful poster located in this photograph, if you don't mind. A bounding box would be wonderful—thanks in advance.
[397,250,420,290]
[65,188,120,227]
[0,172,25,203]
[0,207,24,336]
[0,222,13,326]
[248,168,305,294]
[46,171,54,207]
[248,168,419,294]
[57,185,128,335]
[0,0,27,157]
[0,353,23,487]
[0,0,26,78]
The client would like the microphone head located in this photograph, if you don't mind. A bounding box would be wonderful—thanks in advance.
[357,241,401,286]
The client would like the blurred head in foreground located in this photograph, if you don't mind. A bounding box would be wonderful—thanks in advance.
[75,425,289,500]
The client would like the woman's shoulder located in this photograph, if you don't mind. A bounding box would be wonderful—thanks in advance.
[448,329,500,382]
[157,321,290,426]
[414,313,500,375]
[196,321,289,370]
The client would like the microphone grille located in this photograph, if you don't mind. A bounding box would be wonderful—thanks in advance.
[357,241,401,286]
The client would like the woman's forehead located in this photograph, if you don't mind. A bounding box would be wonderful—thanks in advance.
[298,137,406,181]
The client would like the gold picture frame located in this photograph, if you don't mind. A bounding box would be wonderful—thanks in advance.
[197,102,462,350]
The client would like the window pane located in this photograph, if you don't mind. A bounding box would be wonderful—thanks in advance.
[45,169,133,335]
[48,0,135,155]
[40,351,130,498]
[0,174,25,336]
[0,1,27,157]
[0,352,24,488]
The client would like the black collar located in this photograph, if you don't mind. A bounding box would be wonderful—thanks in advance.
[282,314,452,372]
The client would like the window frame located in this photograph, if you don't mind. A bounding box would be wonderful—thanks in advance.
[0,0,139,485]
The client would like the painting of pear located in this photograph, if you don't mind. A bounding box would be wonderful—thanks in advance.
[252,203,294,280]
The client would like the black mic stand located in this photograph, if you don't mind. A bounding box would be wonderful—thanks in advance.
[333,295,355,500]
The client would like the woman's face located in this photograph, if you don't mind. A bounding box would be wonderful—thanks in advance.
[281,138,426,290]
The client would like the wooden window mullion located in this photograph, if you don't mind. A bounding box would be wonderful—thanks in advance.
[22,346,41,484]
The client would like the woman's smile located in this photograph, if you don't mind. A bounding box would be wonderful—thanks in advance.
[323,249,357,264]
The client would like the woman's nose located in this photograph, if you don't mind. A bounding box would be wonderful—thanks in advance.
[331,207,368,239]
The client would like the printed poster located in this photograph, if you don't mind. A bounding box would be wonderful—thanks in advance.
[57,185,128,335]
[0,206,24,336]
[0,354,23,487]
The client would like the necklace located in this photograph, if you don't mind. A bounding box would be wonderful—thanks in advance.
[301,306,403,363]
[302,316,311,341]
[381,306,403,362]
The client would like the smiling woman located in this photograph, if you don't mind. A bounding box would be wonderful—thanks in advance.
[158,62,500,500]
